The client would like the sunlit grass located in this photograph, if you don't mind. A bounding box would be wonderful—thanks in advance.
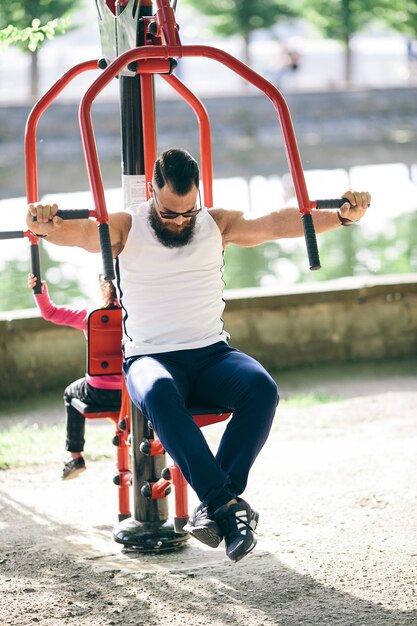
[282,391,343,407]
[0,422,115,470]
[0,391,341,470]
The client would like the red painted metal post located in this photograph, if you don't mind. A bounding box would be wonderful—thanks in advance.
[79,45,313,219]
[78,44,319,269]
[24,59,99,292]
[162,73,213,208]
[140,73,157,193]
[25,60,99,204]
[154,0,181,46]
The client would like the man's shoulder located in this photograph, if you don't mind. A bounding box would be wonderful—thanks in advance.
[208,207,240,234]
[109,211,133,256]
[208,207,227,228]
[110,210,132,231]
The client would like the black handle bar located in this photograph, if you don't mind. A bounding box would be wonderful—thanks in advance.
[0,230,25,240]
[30,209,115,281]
[30,209,91,221]
[302,198,353,271]
[315,198,350,209]
[302,213,320,271]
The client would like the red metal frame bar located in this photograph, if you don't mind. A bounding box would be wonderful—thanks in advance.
[140,73,158,192]
[79,45,312,224]
[23,59,101,287]
[25,60,99,204]
[154,0,180,47]
[162,73,213,207]
[77,371,132,519]
[170,464,189,520]
[0,230,39,245]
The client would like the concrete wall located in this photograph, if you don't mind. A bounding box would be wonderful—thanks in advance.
[1,86,416,199]
[223,274,417,369]
[0,314,85,401]
[1,274,416,402]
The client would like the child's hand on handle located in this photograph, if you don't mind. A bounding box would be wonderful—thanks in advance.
[27,272,46,293]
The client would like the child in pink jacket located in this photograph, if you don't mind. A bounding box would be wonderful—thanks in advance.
[28,274,122,480]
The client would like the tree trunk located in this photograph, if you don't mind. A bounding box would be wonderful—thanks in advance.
[30,49,39,101]
[342,0,352,86]
[344,35,352,85]
[240,31,251,92]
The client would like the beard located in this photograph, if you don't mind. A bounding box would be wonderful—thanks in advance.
[148,203,197,248]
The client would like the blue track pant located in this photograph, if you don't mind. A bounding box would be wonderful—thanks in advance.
[124,341,279,511]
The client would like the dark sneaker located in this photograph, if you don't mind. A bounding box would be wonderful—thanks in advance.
[214,498,258,562]
[62,456,86,481]
[183,503,223,548]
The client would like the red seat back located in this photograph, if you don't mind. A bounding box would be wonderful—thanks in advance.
[87,307,123,376]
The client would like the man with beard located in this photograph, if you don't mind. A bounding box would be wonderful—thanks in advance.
[27,148,371,562]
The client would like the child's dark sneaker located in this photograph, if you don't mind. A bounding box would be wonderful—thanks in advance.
[62,456,86,480]
[214,498,258,562]
[183,503,223,548]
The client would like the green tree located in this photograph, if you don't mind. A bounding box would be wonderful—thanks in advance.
[224,241,282,288]
[0,243,88,312]
[300,0,416,84]
[376,0,417,37]
[0,0,80,99]
[376,0,417,77]
[184,0,300,67]
[223,210,417,289]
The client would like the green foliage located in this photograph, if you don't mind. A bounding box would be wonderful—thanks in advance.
[0,17,70,53]
[224,241,282,288]
[375,0,417,37]
[184,0,300,39]
[223,211,417,289]
[283,390,342,407]
[300,0,417,43]
[0,0,81,97]
[0,0,78,28]
[300,0,374,43]
[0,243,88,311]
[313,211,417,279]
[0,0,81,55]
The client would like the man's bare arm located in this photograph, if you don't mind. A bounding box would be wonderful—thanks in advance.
[26,203,131,256]
[210,190,371,248]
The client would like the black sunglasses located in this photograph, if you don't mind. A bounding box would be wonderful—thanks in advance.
[152,189,202,219]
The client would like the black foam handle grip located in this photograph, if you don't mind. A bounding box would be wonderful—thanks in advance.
[31,209,90,222]
[302,213,321,271]
[98,223,115,281]
[0,230,25,240]
[315,198,349,209]
[30,243,42,294]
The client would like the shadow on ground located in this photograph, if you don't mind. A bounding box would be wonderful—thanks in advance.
[0,358,416,625]
[1,487,416,626]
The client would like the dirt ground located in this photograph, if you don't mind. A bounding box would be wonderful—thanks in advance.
[0,362,416,626]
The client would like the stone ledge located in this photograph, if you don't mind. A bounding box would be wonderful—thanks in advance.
[224,274,417,309]
[1,274,416,400]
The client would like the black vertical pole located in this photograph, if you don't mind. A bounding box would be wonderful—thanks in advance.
[111,0,188,550]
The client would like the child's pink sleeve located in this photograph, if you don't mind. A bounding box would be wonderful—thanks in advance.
[34,284,87,331]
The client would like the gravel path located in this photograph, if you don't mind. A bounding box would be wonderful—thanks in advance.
[0,366,416,626]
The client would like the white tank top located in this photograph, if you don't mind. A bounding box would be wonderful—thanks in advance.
[116,201,230,357]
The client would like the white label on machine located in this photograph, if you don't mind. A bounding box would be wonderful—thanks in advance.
[123,175,147,208]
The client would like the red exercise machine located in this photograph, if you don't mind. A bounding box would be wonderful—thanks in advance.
[14,0,349,551]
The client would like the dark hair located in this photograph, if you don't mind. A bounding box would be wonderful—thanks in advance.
[99,277,118,309]
[153,148,199,195]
